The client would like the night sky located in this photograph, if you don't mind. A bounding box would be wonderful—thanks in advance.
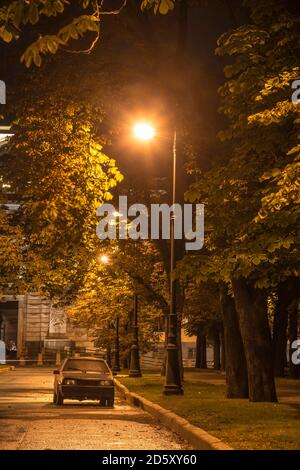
[0,0,242,184]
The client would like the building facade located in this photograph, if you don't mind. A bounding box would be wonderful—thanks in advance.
[0,294,94,359]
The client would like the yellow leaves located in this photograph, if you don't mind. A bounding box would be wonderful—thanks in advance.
[0,27,13,43]
[141,0,174,15]
[249,100,295,126]
[58,15,99,42]
[89,142,103,156]
[21,35,66,67]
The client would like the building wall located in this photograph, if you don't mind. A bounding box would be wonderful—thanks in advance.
[2,293,95,358]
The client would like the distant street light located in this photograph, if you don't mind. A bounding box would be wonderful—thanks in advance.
[100,254,109,265]
[112,314,120,374]
[133,122,183,395]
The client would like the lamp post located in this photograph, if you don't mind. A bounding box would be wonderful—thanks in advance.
[133,123,183,395]
[129,294,142,377]
[112,314,120,374]
[163,130,183,395]
[99,255,120,374]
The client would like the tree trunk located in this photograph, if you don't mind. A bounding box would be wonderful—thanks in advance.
[195,328,202,368]
[200,333,207,369]
[273,281,291,377]
[220,283,248,398]
[160,314,168,376]
[195,326,207,369]
[220,325,226,371]
[232,278,277,402]
[213,325,221,370]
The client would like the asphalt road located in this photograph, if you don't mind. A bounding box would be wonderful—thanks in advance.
[0,367,190,450]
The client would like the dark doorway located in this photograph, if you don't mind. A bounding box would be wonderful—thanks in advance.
[0,301,18,359]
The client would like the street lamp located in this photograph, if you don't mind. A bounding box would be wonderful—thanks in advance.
[112,314,121,374]
[100,254,109,264]
[133,122,156,141]
[133,122,183,395]
[128,294,142,377]
[99,254,120,374]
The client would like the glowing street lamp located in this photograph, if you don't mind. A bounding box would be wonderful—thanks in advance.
[133,122,156,141]
[133,122,183,395]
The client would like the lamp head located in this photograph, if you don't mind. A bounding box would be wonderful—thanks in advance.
[133,122,156,141]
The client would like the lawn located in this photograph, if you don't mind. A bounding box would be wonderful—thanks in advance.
[119,374,300,450]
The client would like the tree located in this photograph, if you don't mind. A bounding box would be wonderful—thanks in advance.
[0,0,175,66]
[0,93,123,300]
[179,0,300,401]
[0,206,26,296]
[66,243,164,358]
[184,280,222,370]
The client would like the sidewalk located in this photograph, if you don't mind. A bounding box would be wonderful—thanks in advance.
[0,365,15,374]
[184,369,300,405]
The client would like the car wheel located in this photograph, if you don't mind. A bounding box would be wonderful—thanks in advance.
[99,398,106,407]
[55,389,64,405]
[53,391,57,404]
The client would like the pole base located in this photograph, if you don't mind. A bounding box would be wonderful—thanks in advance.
[163,385,184,395]
[128,370,142,378]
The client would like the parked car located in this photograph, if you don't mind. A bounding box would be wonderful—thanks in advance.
[53,357,114,406]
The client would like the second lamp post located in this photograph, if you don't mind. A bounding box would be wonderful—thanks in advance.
[129,294,142,377]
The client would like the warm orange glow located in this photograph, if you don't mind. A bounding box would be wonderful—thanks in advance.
[133,122,156,141]
[100,254,109,264]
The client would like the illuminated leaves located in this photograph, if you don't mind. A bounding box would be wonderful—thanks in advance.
[21,15,100,67]
[1,95,123,299]
[181,0,300,289]
[141,0,174,15]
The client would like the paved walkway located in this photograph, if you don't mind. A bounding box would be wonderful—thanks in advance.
[0,368,191,450]
[184,369,300,404]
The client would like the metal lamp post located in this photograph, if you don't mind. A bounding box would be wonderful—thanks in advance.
[129,294,142,377]
[112,315,120,374]
[163,130,183,395]
[132,123,183,395]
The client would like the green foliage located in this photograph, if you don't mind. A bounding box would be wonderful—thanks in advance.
[141,0,174,15]
[180,0,300,290]
[0,0,175,66]
[0,207,25,296]
[21,15,99,67]
[66,244,164,354]
[1,94,123,299]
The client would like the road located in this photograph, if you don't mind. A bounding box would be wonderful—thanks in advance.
[0,367,190,450]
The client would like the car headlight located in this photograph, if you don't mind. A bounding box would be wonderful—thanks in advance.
[100,380,113,386]
[64,379,76,385]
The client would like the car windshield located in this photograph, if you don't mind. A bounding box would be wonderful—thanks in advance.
[63,359,109,374]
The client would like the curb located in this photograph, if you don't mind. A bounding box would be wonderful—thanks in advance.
[115,379,233,451]
[0,365,15,374]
